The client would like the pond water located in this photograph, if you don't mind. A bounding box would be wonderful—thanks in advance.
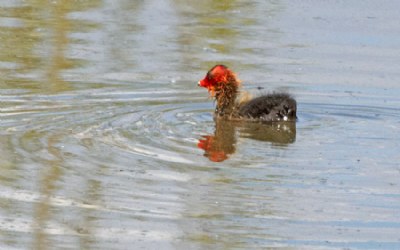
[1,0,399,249]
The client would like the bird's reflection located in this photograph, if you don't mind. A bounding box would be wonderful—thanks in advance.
[198,118,296,162]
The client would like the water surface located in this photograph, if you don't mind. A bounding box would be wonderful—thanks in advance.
[0,0,399,249]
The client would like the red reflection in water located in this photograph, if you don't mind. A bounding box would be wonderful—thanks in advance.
[198,119,296,162]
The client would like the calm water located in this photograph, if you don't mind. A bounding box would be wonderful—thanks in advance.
[1,0,399,249]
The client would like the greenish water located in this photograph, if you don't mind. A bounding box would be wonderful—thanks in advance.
[0,0,399,249]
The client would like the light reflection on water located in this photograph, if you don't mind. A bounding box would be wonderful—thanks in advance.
[1,0,400,249]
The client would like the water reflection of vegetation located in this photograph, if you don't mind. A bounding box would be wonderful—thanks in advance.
[0,0,289,248]
[0,1,101,249]
[173,0,247,68]
[0,0,101,93]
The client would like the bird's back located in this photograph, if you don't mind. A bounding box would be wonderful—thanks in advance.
[238,93,297,122]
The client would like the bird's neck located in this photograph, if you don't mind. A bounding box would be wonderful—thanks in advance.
[215,82,239,117]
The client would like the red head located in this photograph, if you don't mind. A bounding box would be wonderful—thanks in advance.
[198,65,240,97]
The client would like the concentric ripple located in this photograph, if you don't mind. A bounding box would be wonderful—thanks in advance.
[70,91,215,166]
[1,82,400,249]
[0,83,214,248]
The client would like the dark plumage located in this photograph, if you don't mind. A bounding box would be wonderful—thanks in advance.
[239,93,297,121]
